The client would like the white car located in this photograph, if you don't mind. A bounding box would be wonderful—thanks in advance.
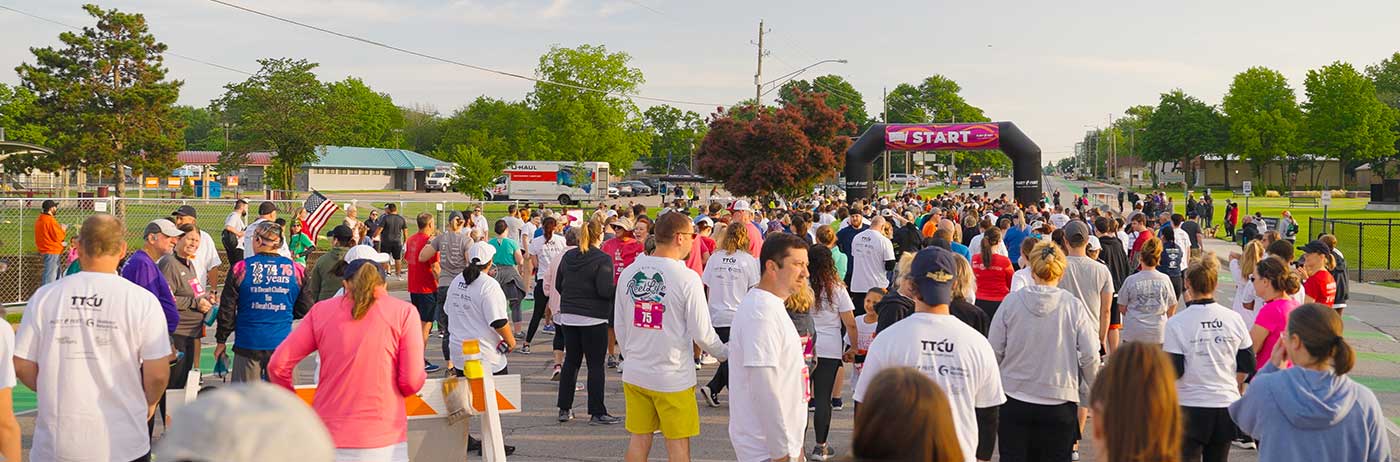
[608,186,620,198]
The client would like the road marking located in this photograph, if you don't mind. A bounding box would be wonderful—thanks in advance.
[1346,330,1398,343]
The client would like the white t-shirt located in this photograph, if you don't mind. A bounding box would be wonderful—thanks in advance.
[967,234,1009,257]
[1229,260,1261,325]
[614,255,727,392]
[728,288,807,462]
[849,229,895,293]
[225,211,247,250]
[700,250,760,328]
[1009,267,1034,293]
[1116,230,1133,257]
[1170,227,1191,256]
[1117,269,1177,343]
[521,222,538,249]
[444,272,509,373]
[194,230,222,286]
[15,272,172,462]
[818,213,836,226]
[503,216,526,248]
[528,234,568,281]
[1163,302,1253,408]
[854,313,1006,462]
[810,287,854,359]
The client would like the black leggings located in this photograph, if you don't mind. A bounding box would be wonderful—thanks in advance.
[558,323,610,417]
[974,299,1002,320]
[997,397,1078,462]
[1182,406,1233,462]
[703,326,731,394]
[812,357,842,444]
[525,281,549,344]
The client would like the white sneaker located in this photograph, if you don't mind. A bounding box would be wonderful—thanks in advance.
[701,353,718,365]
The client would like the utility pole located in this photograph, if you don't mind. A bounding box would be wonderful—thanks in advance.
[882,87,889,195]
[1108,113,1116,182]
[753,20,768,104]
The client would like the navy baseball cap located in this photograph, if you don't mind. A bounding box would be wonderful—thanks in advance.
[910,246,957,306]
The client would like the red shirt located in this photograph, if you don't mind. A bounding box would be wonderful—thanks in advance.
[601,237,644,283]
[972,253,1015,301]
[405,233,437,294]
[1131,229,1154,255]
[1303,270,1337,307]
[685,235,716,276]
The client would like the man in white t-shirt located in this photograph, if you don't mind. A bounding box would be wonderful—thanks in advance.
[243,201,291,259]
[699,234,762,405]
[222,198,248,264]
[729,233,811,462]
[855,246,1006,462]
[504,204,527,248]
[615,213,728,461]
[849,216,896,316]
[15,214,173,462]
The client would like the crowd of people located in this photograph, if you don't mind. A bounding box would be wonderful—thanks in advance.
[7,181,1390,462]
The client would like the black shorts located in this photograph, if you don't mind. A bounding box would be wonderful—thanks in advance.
[1109,300,1122,329]
[410,292,437,323]
[381,240,404,260]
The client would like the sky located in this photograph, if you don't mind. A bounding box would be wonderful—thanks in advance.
[3,0,1400,163]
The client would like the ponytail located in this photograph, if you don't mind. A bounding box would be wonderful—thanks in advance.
[462,261,488,285]
[578,218,604,252]
[348,263,383,320]
[980,228,1001,267]
[542,217,558,241]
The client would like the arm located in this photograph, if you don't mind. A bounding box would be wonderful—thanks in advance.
[685,286,727,361]
[216,263,243,344]
[0,388,17,462]
[419,242,439,263]
[396,307,428,396]
[1249,324,1270,355]
[268,309,317,390]
[1170,353,1185,378]
[1099,289,1113,345]
[594,255,616,300]
[841,311,858,356]
[13,360,35,392]
[141,357,171,419]
[292,265,313,320]
[304,257,323,301]
[748,365,800,461]
[1166,302,1178,318]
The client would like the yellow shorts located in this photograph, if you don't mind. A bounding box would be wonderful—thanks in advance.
[623,383,700,439]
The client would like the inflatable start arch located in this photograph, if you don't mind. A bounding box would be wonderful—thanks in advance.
[843,122,1042,206]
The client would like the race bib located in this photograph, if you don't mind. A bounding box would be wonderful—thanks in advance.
[801,365,812,402]
[800,334,815,362]
[188,278,205,298]
[633,301,665,330]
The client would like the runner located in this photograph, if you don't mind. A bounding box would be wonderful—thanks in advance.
[306,225,357,303]
[699,224,760,406]
[405,213,441,373]
[857,246,1005,462]
[1249,257,1302,371]
[442,241,519,455]
[806,245,859,460]
[1298,240,1337,308]
[523,216,566,354]
[970,228,1013,320]
[170,205,223,290]
[554,219,621,425]
[487,219,527,334]
[614,212,727,462]
[728,233,810,462]
[157,223,214,397]
[123,218,183,333]
[1117,237,1177,344]
[849,216,896,316]
[216,222,314,382]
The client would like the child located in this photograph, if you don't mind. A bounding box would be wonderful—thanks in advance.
[63,233,82,276]
[851,288,886,389]
[288,220,314,265]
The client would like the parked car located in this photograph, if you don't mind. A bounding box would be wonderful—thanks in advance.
[969,174,986,189]
[608,186,620,198]
[619,180,652,196]
[425,170,456,192]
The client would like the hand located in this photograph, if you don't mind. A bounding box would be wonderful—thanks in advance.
[197,298,212,313]
[214,343,226,359]
[841,349,856,363]
[1269,336,1289,368]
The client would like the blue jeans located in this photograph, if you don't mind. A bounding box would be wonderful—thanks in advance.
[41,253,62,285]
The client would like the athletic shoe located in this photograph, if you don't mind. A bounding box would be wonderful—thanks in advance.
[518,345,532,355]
[831,398,844,411]
[616,360,624,373]
[808,399,816,413]
[589,414,622,426]
[701,354,718,365]
[542,324,556,335]
[1232,438,1257,450]
[1071,450,1080,461]
[514,331,525,340]
[699,386,720,408]
[606,355,620,369]
[810,444,835,461]
[558,409,574,422]
[424,361,441,373]
[575,381,585,391]
[550,364,561,381]
[694,359,702,370]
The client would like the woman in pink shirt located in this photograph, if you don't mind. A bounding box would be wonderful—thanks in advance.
[269,258,427,461]
[1250,257,1302,371]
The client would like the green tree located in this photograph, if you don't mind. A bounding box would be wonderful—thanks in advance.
[640,105,706,172]
[1302,61,1398,187]
[213,58,337,190]
[442,145,496,199]
[9,4,183,198]
[1140,89,1226,188]
[1221,67,1302,186]
[1365,52,1400,179]
[401,103,443,154]
[326,77,404,148]
[437,96,552,169]
[695,89,854,198]
[174,105,225,151]
[778,74,871,135]
[528,44,650,175]
[0,83,47,145]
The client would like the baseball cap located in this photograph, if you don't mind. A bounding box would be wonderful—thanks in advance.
[145,218,183,238]
[344,244,392,264]
[730,200,752,212]
[910,246,957,306]
[448,211,465,222]
[325,225,353,240]
[235,198,248,206]
[344,258,386,278]
[1087,235,1102,252]
[171,205,198,218]
[153,382,335,462]
[1065,221,1090,244]
[468,241,497,265]
[40,199,57,211]
[1049,213,1070,229]
[1298,240,1330,255]
[258,201,278,215]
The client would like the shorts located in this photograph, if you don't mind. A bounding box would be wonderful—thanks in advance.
[410,292,437,324]
[381,240,404,260]
[622,382,700,439]
[1109,300,1122,330]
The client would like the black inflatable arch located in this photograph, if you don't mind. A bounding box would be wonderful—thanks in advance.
[843,122,1042,206]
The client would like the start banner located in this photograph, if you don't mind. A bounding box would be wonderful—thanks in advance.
[884,123,1000,151]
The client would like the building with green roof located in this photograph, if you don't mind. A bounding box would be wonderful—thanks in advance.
[298,145,450,191]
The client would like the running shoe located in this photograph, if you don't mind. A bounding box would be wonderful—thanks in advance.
[831,398,844,411]
[808,399,816,413]
[694,357,702,370]
[550,364,562,381]
[542,324,556,335]
[616,360,624,373]
[1232,437,1257,450]
[514,331,525,340]
[1071,450,1080,461]
[518,345,532,355]
[606,355,620,369]
[810,444,835,461]
[576,381,585,391]
[558,409,574,422]
[701,353,718,365]
[424,360,441,373]
[589,414,622,426]
[699,386,720,408]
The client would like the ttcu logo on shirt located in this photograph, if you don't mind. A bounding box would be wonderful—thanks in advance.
[921,339,955,353]
[69,294,103,308]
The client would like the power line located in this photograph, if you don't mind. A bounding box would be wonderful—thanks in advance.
[202,0,723,108]
[0,3,254,76]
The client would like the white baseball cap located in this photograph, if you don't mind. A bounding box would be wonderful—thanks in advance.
[1087,235,1102,252]
[344,244,392,264]
[730,199,752,212]
[468,241,497,265]
[153,383,335,462]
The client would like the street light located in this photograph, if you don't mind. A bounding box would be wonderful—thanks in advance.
[758,59,849,96]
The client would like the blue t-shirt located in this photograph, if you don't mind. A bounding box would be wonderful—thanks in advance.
[1003,225,1028,263]
[234,254,301,351]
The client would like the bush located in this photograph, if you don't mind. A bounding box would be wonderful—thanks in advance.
[180,179,194,198]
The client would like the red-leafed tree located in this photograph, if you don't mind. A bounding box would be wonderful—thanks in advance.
[696,89,854,198]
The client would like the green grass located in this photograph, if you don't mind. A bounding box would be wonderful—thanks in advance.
[1375,281,1400,289]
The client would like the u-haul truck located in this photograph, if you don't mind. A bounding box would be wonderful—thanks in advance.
[484,161,611,205]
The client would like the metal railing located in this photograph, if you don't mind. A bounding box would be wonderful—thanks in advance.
[1307,218,1400,282]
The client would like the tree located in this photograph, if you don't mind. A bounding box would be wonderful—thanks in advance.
[528,44,650,175]
[1139,89,1226,188]
[1365,52,1400,179]
[0,83,47,145]
[174,105,225,151]
[436,96,552,170]
[1221,67,1302,186]
[641,105,706,172]
[778,74,871,135]
[213,58,337,190]
[326,77,403,148]
[695,89,854,198]
[401,103,443,154]
[443,145,496,199]
[1302,61,1398,187]
[10,4,183,198]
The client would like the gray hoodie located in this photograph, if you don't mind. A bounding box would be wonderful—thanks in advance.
[988,284,1100,404]
[1230,363,1391,462]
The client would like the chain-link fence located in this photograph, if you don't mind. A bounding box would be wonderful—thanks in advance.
[1307,218,1400,282]
[0,196,543,304]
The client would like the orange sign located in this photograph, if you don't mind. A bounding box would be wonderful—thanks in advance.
[167,177,180,188]
[227,175,239,186]
[145,177,159,188]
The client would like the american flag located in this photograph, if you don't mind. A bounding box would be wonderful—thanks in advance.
[301,190,338,241]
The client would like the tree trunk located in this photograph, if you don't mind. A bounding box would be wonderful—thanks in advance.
[1222,157,1231,188]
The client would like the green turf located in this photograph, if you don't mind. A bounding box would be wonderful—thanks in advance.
[1354,376,1400,394]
